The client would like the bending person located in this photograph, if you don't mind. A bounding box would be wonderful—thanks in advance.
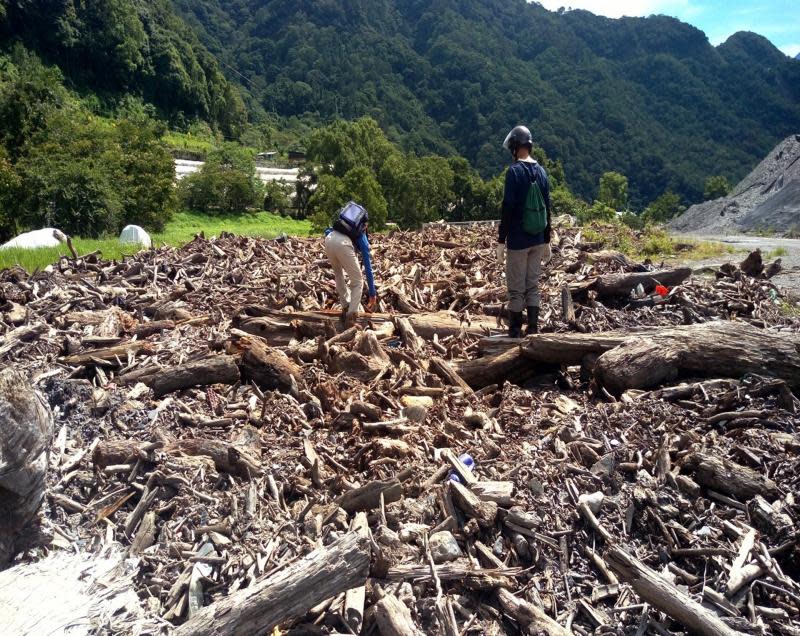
[324,201,378,326]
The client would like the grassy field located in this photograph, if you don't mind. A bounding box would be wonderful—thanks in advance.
[582,223,734,261]
[0,211,312,272]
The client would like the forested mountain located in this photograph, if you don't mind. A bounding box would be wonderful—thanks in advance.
[0,0,246,137]
[171,0,800,206]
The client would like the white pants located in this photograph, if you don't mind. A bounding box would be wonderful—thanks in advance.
[324,230,363,314]
[506,243,546,312]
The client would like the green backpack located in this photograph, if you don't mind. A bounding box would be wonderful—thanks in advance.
[522,167,548,235]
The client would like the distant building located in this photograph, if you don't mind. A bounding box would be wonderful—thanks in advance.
[256,151,278,163]
[287,149,306,162]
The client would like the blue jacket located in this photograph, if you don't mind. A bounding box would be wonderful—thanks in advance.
[498,160,551,250]
[324,228,377,297]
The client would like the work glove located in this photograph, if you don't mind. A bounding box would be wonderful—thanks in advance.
[495,243,506,264]
[365,295,378,313]
[542,243,552,264]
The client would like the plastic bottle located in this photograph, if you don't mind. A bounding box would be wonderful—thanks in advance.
[448,453,475,483]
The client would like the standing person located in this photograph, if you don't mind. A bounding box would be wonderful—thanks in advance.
[496,125,552,337]
[324,201,378,326]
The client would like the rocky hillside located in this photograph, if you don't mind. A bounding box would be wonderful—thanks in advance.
[669,134,800,235]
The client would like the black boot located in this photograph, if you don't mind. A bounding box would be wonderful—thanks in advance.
[526,306,539,335]
[508,311,523,338]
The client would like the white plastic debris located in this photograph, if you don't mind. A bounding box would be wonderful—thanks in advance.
[118,225,152,249]
[0,228,67,250]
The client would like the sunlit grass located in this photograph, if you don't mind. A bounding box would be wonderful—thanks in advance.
[0,211,312,272]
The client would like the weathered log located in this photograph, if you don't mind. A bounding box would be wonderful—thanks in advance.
[238,308,499,344]
[454,345,542,389]
[682,452,780,501]
[374,593,424,636]
[450,481,498,528]
[174,532,370,636]
[561,284,576,322]
[739,249,763,278]
[593,267,691,298]
[120,355,240,398]
[605,545,741,636]
[343,513,369,634]
[594,321,800,393]
[337,478,403,513]
[134,320,176,338]
[0,369,54,563]
[228,329,302,394]
[170,439,261,479]
[496,587,570,636]
[59,341,154,366]
[429,356,473,393]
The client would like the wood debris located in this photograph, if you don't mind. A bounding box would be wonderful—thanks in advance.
[0,221,798,634]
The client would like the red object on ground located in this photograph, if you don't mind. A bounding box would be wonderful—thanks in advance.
[655,285,669,297]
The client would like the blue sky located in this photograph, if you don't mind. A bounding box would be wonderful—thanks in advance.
[536,0,800,57]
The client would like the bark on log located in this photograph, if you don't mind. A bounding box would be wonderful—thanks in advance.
[605,545,741,636]
[337,478,403,513]
[593,267,691,298]
[450,481,498,528]
[169,439,261,479]
[238,308,498,344]
[174,532,370,636]
[120,355,240,398]
[454,345,542,389]
[430,356,473,393]
[60,341,154,366]
[561,284,576,323]
[374,594,424,636]
[594,321,800,393]
[228,329,302,395]
[0,369,53,564]
[496,587,570,636]
[683,452,780,501]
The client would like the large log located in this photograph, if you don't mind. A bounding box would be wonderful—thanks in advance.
[594,321,800,393]
[605,545,741,636]
[454,345,541,389]
[0,369,53,563]
[120,355,240,397]
[228,329,303,394]
[237,308,499,344]
[175,532,370,636]
[682,452,780,501]
[593,267,692,298]
[374,594,424,636]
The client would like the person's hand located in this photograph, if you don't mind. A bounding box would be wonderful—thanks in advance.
[542,243,552,264]
[495,243,506,264]
[344,311,358,328]
[366,295,378,312]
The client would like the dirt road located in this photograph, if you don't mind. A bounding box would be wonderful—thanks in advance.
[673,233,800,297]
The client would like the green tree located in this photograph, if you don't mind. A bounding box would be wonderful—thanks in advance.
[17,112,121,237]
[550,186,589,219]
[0,151,21,241]
[309,166,387,232]
[115,117,176,232]
[577,201,617,224]
[0,48,67,159]
[641,191,685,224]
[179,142,261,214]
[381,154,454,228]
[703,175,730,200]
[598,171,629,211]
[263,181,292,215]
[307,116,395,178]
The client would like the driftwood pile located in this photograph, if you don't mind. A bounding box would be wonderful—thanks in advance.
[1,221,799,635]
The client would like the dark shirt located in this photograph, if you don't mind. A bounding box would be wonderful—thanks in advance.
[498,159,551,250]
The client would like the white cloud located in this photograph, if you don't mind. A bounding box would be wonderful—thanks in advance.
[534,0,699,19]
[780,43,800,57]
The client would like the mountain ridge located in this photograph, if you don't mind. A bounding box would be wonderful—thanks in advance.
[170,0,800,206]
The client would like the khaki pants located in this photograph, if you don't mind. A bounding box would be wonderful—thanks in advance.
[324,230,363,314]
[506,243,546,312]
